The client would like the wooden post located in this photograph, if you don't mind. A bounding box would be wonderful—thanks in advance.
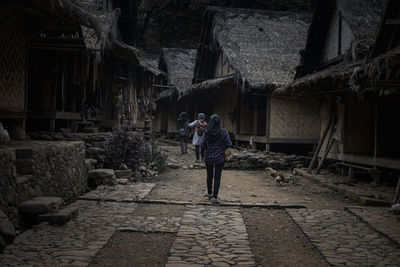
[307,102,335,173]
[316,130,336,174]
[253,98,258,136]
[265,96,271,152]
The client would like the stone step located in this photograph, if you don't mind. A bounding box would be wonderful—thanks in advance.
[114,169,132,179]
[38,206,79,225]
[18,197,63,215]
[85,158,98,171]
[87,169,116,188]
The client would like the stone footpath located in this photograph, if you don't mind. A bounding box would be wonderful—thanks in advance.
[79,183,156,202]
[288,209,400,266]
[346,206,400,245]
[0,182,155,267]
[167,205,256,267]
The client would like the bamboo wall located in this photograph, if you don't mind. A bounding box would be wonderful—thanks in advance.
[212,87,237,133]
[269,96,320,140]
[0,11,26,114]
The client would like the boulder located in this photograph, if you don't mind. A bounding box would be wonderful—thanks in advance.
[87,169,116,188]
[18,197,63,215]
[0,218,16,244]
[0,209,6,220]
[0,235,5,253]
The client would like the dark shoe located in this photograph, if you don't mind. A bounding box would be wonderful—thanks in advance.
[211,197,221,205]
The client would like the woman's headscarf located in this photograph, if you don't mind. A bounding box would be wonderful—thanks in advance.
[206,114,225,143]
[179,112,188,121]
[198,113,205,121]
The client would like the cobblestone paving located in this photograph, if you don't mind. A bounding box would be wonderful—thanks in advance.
[0,183,155,267]
[288,209,400,266]
[167,205,256,267]
[346,206,400,245]
[79,183,156,202]
[118,216,181,233]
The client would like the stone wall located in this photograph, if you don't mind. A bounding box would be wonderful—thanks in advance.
[225,149,312,170]
[0,142,87,225]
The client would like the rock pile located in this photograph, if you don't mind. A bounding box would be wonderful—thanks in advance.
[87,169,116,189]
[225,149,311,171]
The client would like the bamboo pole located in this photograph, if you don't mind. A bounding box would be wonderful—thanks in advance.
[307,103,335,173]
[394,176,400,204]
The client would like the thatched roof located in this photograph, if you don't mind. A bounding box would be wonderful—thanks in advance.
[111,40,165,77]
[349,47,400,94]
[34,0,119,51]
[195,7,311,91]
[276,0,384,95]
[337,0,384,43]
[275,63,358,95]
[184,75,234,98]
[160,48,197,96]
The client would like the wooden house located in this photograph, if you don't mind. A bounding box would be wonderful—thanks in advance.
[185,7,319,152]
[276,0,400,174]
[0,0,164,136]
[154,48,202,136]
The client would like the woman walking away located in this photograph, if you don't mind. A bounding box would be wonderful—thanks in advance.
[189,113,207,162]
[177,112,189,154]
[200,114,232,205]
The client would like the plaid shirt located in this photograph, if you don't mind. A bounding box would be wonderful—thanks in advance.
[200,129,232,165]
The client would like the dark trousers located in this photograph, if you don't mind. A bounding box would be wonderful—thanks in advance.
[179,136,188,154]
[195,145,204,160]
[206,163,224,198]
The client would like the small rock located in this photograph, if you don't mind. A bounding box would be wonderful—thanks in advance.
[390,204,400,214]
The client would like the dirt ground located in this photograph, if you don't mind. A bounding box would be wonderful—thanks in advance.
[147,168,356,209]
[89,232,175,267]
[243,208,329,267]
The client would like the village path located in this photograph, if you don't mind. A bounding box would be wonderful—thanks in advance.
[1,143,400,267]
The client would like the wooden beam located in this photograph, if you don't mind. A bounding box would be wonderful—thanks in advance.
[269,138,319,144]
[385,18,400,25]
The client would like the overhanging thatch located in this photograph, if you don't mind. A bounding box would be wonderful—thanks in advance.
[275,63,358,95]
[197,7,311,90]
[160,48,197,96]
[183,74,234,98]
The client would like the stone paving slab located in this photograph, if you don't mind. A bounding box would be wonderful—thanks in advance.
[167,205,256,267]
[288,209,400,266]
[0,201,138,267]
[79,183,156,202]
[346,206,400,245]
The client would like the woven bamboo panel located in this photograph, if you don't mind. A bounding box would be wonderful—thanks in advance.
[0,13,26,111]
[269,96,320,139]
